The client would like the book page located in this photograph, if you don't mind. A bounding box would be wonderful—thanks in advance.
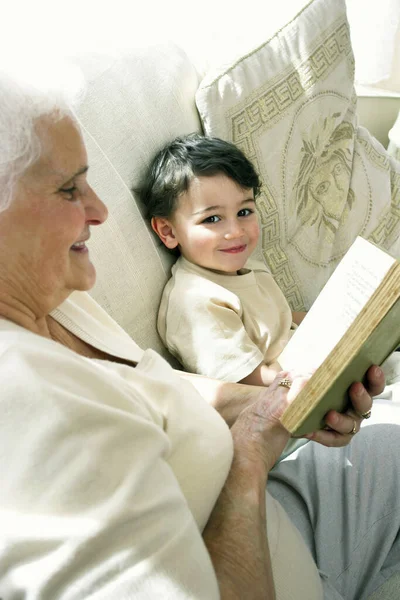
[279,237,396,375]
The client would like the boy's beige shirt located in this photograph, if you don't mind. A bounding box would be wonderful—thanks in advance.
[157,256,295,381]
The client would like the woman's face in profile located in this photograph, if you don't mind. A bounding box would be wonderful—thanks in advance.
[0,115,108,308]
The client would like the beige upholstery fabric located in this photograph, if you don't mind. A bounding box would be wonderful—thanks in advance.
[73,44,202,361]
[388,110,400,161]
[196,0,400,310]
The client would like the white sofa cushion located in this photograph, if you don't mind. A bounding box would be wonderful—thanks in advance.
[73,43,202,361]
[196,0,400,310]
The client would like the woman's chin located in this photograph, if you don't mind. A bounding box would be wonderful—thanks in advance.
[72,263,97,292]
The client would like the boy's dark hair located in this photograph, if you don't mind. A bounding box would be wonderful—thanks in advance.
[138,133,261,219]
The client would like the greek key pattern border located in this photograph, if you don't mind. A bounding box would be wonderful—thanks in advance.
[226,16,351,309]
[368,170,400,250]
[228,18,352,162]
[357,137,391,172]
[356,137,400,249]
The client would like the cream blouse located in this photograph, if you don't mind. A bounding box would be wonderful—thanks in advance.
[0,291,322,599]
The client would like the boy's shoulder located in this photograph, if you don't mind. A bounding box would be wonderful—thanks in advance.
[172,256,271,278]
[164,258,241,308]
[169,258,232,295]
[170,257,218,284]
[244,258,271,274]
[168,257,272,293]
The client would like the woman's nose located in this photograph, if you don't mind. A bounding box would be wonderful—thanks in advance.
[85,185,108,226]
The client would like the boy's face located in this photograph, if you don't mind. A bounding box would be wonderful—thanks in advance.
[156,173,260,275]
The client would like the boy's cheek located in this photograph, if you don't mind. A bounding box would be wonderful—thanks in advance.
[252,222,261,240]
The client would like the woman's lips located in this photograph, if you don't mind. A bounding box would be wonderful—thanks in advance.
[220,245,247,254]
[70,241,88,252]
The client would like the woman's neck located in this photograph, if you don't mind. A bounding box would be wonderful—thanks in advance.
[0,300,51,338]
[0,274,67,338]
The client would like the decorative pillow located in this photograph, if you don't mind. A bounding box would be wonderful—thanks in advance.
[196,0,400,310]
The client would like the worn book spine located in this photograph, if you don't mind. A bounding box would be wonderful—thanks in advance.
[280,270,400,436]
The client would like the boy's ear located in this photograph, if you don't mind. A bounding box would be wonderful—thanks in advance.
[151,217,179,249]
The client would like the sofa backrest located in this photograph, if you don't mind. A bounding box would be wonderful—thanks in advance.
[74,43,202,363]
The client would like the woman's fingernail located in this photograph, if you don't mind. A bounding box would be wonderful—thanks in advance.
[355,383,363,397]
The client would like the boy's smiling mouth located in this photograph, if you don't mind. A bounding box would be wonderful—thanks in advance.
[219,245,247,254]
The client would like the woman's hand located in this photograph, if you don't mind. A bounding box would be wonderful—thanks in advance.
[304,365,385,447]
[203,367,385,597]
[231,371,308,472]
[203,371,308,598]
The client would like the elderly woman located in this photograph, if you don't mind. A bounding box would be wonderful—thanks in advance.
[1,61,400,600]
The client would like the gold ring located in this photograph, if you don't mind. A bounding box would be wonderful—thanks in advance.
[361,409,372,419]
[278,378,292,389]
[350,420,357,435]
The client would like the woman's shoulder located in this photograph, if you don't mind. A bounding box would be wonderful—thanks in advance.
[0,319,63,363]
[0,320,170,441]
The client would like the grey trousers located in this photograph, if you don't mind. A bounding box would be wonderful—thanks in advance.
[268,395,400,599]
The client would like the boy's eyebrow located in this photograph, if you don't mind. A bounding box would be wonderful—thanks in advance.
[192,205,221,216]
[192,198,255,216]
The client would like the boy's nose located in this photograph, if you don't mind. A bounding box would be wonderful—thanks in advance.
[224,221,244,240]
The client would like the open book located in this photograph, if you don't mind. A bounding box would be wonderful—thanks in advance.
[279,237,400,436]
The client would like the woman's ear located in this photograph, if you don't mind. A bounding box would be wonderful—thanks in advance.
[151,217,179,249]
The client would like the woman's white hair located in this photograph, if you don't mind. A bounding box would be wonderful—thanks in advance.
[0,56,85,211]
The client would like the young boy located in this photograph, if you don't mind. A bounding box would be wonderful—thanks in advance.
[140,133,306,385]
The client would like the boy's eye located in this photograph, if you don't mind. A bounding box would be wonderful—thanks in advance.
[238,208,253,217]
[202,215,221,224]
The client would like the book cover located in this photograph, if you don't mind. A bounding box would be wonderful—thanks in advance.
[278,237,400,436]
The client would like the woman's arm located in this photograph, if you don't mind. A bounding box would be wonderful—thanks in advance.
[179,361,284,423]
[202,368,381,597]
[203,376,296,599]
[239,361,281,387]
[180,366,385,445]
[203,452,275,599]
[178,371,261,427]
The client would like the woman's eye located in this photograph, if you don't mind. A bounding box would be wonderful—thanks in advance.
[202,215,220,223]
[60,186,78,200]
[238,208,253,217]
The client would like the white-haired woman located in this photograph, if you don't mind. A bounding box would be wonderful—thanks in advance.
[0,60,399,600]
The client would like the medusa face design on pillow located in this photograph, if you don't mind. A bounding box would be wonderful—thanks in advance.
[293,114,355,242]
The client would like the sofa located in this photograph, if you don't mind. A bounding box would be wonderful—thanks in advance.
[73,0,400,360]
[71,0,400,596]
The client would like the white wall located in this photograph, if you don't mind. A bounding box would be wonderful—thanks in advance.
[4,0,398,78]
[3,0,310,72]
[357,95,400,147]
[3,0,400,145]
